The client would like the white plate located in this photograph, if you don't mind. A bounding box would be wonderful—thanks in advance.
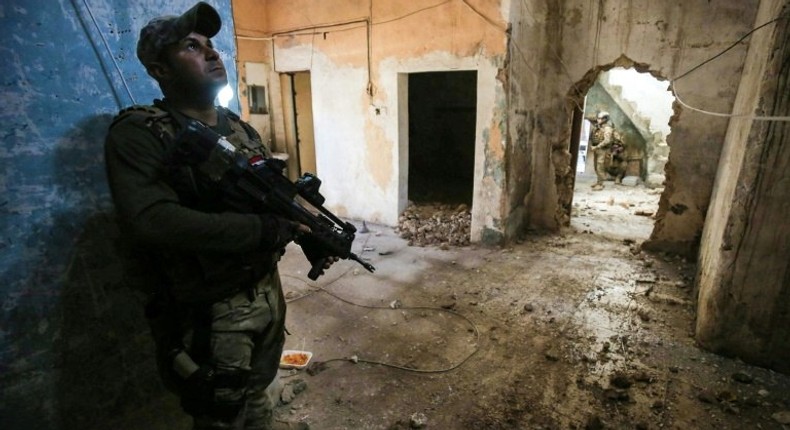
[280,350,313,369]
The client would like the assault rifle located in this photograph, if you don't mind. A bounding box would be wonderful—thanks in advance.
[173,119,375,280]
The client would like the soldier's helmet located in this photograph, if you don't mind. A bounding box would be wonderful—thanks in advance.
[597,111,610,121]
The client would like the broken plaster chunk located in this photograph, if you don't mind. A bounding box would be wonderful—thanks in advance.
[731,371,754,384]
[349,355,359,364]
[636,306,651,322]
[544,349,560,361]
[410,412,428,428]
[280,379,308,404]
[772,411,790,424]
[610,372,633,389]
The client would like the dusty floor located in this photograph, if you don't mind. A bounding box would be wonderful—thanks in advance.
[268,173,790,430]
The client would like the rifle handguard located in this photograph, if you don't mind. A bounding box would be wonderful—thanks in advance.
[173,119,376,280]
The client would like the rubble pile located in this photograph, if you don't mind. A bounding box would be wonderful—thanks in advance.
[397,202,471,247]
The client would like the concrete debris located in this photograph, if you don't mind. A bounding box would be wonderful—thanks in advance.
[280,379,308,405]
[647,292,691,307]
[397,202,471,246]
[409,412,428,428]
[604,388,630,402]
[697,389,717,403]
[585,415,604,430]
[772,411,790,424]
[544,349,560,361]
[717,389,737,402]
[732,371,754,384]
[636,305,651,322]
[610,372,633,389]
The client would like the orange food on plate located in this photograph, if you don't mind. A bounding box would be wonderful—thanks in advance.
[281,352,309,366]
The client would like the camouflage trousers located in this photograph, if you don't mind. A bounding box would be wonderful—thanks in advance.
[593,148,626,184]
[152,269,287,430]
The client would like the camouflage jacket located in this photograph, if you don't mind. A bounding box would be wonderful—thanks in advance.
[105,100,281,304]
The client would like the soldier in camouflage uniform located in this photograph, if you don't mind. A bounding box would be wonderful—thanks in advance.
[589,111,616,190]
[606,139,628,185]
[104,3,331,429]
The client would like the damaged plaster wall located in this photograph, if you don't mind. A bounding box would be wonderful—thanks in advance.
[233,0,510,242]
[696,0,789,374]
[0,1,237,428]
[505,0,759,255]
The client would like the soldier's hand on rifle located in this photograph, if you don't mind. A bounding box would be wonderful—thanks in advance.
[292,224,339,268]
[323,256,339,268]
[295,233,340,278]
[294,222,312,235]
[259,215,308,251]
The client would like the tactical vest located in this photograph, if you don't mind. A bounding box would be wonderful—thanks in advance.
[113,100,271,158]
[590,123,611,147]
[111,101,277,304]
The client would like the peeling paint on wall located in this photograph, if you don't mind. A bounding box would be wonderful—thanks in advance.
[506,0,760,250]
[236,1,510,236]
[364,120,395,191]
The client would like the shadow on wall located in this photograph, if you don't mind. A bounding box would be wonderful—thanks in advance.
[0,115,185,430]
[51,115,188,430]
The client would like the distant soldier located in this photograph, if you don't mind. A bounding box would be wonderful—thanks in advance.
[607,139,628,185]
[588,111,619,190]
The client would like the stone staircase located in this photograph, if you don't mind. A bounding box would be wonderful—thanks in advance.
[598,68,674,186]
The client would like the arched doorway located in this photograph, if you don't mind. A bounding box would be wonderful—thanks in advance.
[571,67,675,241]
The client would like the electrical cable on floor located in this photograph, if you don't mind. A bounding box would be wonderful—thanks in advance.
[280,234,482,374]
[280,272,482,373]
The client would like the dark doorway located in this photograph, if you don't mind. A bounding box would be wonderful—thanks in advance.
[408,71,477,205]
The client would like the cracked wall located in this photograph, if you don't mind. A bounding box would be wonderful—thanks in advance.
[505,0,760,256]
[696,0,790,374]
